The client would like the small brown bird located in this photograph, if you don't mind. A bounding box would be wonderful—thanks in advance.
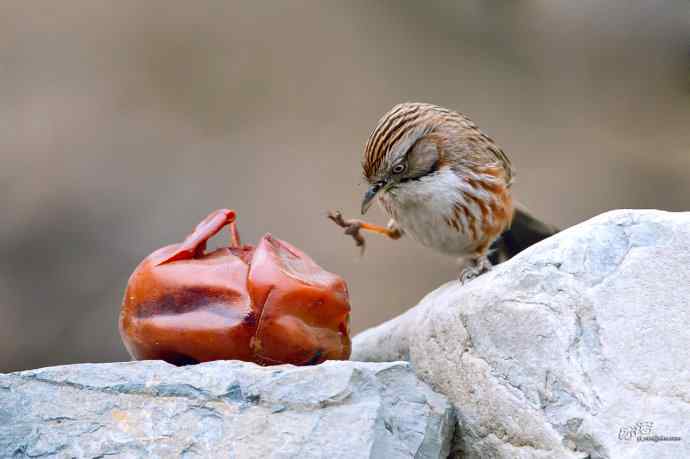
[329,102,557,283]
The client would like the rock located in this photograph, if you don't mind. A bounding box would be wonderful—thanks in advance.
[0,360,454,459]
[352,210,690,459]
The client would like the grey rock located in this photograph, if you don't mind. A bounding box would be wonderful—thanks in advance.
[0,360,454,459]
[352,210,690,459]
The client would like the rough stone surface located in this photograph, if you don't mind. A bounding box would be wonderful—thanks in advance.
[0,360,454,458]
[352,210,690,459]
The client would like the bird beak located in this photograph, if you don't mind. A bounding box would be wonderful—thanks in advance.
[361,183,383,215]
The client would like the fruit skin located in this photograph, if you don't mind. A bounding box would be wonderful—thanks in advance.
[119,209,351,366]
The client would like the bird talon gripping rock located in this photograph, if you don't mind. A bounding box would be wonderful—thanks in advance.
[119,209,351,366]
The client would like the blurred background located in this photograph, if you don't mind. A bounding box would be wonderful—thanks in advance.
[1,1,689,372]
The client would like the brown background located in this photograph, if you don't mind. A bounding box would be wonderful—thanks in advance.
[2,1,689,372]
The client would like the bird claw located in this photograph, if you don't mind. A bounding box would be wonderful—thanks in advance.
[458,256,492,285]
[327,211,366,253]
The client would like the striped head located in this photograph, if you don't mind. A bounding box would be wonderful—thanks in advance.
[360,102,513,215]
[360,103,446,214]
[359,103,516,256]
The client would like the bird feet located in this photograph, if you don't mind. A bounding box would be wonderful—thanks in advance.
[458,256,492,285]
[328,211,366,253]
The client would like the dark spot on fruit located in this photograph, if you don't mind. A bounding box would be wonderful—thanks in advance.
[161,352,199,366]
[305,350,323,365]
[243,310,258,327]
[135,288,238,318]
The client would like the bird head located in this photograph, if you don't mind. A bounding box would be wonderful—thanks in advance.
[360,102,450,214]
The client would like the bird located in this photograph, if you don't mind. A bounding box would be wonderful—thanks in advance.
[328,102,558,283]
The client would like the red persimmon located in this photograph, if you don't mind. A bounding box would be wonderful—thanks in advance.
[119,209,351,366]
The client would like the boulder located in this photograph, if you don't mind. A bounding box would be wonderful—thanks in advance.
[352,210,690,459]
[0,360,454,458]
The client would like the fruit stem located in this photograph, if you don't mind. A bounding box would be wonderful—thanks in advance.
[229,221,242,248]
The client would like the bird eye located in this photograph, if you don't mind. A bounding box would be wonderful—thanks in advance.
[392,163,407,175]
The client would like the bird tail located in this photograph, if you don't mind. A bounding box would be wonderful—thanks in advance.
[489,203,559,264]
